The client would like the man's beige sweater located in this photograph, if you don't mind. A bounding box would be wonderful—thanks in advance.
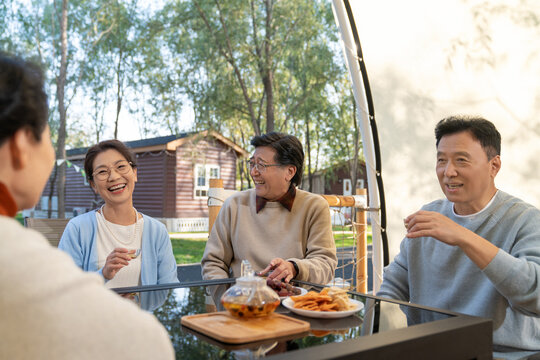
[202,188,337,287]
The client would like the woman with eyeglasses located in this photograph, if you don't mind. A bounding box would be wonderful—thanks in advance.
[59,140,178,288]
[202,132,337,303]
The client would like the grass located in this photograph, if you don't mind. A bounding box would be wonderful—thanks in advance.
[333,232,372,248]
[171,238,208,265]
[332,225,352,232]
[15,212,24,225]
[170,225,372,264]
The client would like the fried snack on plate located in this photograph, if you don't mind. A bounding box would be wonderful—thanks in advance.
[290,287,354,312]
[310,330,332,337]
[327,287,355,311]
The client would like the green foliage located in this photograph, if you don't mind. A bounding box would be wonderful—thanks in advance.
[15,212,25,226]
[2,0,363,177]
[139,0,362,176]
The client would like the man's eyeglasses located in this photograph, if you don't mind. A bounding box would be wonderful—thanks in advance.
[245,160,282,173]
[92,161,134,181]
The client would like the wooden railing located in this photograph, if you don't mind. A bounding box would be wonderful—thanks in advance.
[321,189,368,293]
[24,218,70,247]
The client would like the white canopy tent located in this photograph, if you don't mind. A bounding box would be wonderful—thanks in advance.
[331,0,540,295]
[331,0,388,294]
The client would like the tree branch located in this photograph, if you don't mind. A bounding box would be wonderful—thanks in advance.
[194,0,261,134]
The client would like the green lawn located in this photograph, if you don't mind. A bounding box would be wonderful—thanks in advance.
[171,238,208,264]
[333,232,372,248]
[171,225,372,264]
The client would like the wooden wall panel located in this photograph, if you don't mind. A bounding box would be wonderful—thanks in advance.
[162,151,177,218]
[175,138,238,218]
[65,159,96,211]
[132,152,170,217]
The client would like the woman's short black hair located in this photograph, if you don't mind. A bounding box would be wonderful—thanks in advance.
[250,132,304,186]
[435,115,501,160]
[0,53,48,145]
[84,139,137,183]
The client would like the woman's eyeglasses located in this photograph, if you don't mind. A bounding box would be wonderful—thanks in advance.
[92,161,134,181]
[245,160,282,173]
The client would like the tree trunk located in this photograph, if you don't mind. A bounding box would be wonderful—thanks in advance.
[305,113,312,192]
[262,73,274,133]
[114,48,124,139]
[47,166,58,219]
[55,0,68,219]
[238,130,251,190]
[262,0,274,133]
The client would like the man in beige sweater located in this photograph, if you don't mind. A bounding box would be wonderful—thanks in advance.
[0,53,174,359]
[202,132,337,302]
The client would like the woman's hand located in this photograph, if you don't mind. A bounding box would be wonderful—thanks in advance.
[261,258,296,283]
[102,248,133,280]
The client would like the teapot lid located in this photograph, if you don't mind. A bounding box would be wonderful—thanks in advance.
[236,260,264,285]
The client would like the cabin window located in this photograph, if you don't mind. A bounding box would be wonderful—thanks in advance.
[41,196,58,211]
[194,164,220,198]
[343,179,352,196]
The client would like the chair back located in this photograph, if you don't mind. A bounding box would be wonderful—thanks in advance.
[208,178,237,233]
[24,218,70,247]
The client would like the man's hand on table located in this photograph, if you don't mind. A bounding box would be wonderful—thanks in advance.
[260,258,297,283]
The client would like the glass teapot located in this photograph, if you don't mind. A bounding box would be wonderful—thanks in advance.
[221,260,280,318]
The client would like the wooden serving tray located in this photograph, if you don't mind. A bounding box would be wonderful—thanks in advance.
[181,311,310,344]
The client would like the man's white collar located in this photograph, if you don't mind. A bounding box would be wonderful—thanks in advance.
[453,190,499,219]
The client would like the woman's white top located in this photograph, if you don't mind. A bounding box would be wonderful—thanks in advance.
[96,209,144,288]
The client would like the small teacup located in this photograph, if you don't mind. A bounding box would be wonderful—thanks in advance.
[128,249,141,259]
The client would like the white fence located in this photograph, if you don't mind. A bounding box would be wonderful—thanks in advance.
[158,217,209,233]
[25,209,209,233]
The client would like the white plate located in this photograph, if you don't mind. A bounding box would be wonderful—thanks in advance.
[279,287,308,301]
[282,297,364,319]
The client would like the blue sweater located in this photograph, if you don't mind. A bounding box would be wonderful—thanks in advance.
[378,191,540,351]
[58,211,178,286]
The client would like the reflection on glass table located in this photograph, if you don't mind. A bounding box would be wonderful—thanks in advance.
[113,280,492,360]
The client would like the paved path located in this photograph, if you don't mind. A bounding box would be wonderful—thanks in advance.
[170,231,371,240]
[169,233,209,239]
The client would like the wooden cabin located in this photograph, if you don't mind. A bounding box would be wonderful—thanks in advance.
[35,131,248,231]
[301,161,368,196]
[300,161,368,225]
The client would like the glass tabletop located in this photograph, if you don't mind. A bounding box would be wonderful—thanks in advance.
[113,280,492,360]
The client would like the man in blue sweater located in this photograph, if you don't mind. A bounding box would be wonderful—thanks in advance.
[378,116,540,356]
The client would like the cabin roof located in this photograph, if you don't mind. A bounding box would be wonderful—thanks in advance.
[66,131,248,159]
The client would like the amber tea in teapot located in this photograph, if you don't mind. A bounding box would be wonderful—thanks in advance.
[221,260,280,318]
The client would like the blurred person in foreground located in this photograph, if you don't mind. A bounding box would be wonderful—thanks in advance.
[58,139,178,288]
[202,132,337,302]
[378,116,540,357]
[0,53,174,359]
